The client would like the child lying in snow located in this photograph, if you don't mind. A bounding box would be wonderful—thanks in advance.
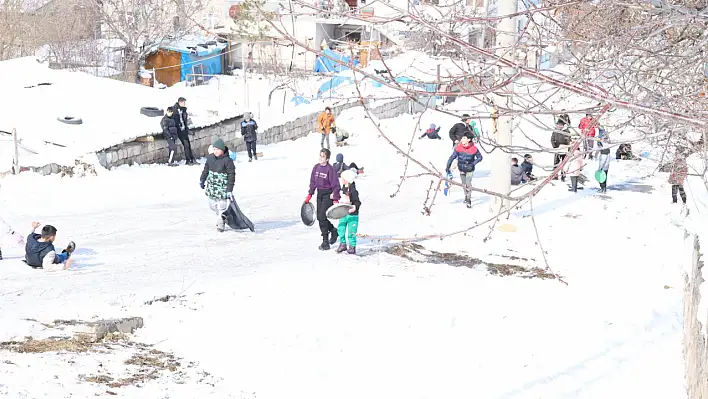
[24,222,75,271]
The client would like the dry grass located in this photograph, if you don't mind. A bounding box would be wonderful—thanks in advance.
[0,337,92,353]
[387,243,562,280]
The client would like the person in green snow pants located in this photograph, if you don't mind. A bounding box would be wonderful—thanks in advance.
[335,169,361,255]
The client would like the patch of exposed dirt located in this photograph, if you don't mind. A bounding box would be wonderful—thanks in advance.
[0,337,92,353]
[386,243,561,280]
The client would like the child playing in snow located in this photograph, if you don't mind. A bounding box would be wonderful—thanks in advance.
[565,148,584,192]
[445,135,483,208]
[24,222,75,271]
[510,157,525,185]
[669,152,688,204]
[335,169,361,255]
[596,140,611,193]
[304,148,341,250]
[419,124,442,140]
[200,139,236,232]
[521,154,536,181]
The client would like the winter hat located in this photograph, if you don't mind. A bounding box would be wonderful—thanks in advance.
[336,153,344,163]
[341,169,356,184]
[213,138,226,151]
[429,123,436,129]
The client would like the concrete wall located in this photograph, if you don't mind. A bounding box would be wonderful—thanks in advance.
[684,234,708,399]
[96,98,411,169]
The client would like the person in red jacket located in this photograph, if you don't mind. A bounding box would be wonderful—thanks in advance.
[578,113,597,160]
[445,135,483,208]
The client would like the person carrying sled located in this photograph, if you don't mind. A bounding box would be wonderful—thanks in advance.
[304,148,341,250]
[449,114,480,146]
[669,151,688,205]
[172,97,196,165]
[596,139,611,193]
[241,112,258,162]
[200,139,236,232]
[317,107,336,150]
[335,169,361,255]
[419,123,442,140]
[445,134,483,208]
[161,106,179,165]
[24,222,75,271]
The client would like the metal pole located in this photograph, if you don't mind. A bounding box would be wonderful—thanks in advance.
[12,128,19,175]
[490,0,517,211]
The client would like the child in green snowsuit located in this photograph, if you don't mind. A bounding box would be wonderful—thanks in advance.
[335,169,361,255]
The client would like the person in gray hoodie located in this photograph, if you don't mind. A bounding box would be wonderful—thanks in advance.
[511,157,525,185]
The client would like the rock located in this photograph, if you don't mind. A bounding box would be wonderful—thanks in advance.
[72,317,144,343]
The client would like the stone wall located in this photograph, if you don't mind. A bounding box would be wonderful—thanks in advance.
[684,234,707,399]
[96,98,412,169]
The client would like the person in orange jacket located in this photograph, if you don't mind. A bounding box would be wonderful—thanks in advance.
[317,106,336,150]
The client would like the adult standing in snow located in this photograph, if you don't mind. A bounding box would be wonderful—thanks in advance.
[669,152,688,204]
[578,113,597,160]
[24,222,75,271]
[445,135,483,208]
[161,107,179,165]
[449,114,479,146]
[317,107,336,150]
[173,97,196,165]
[200,139,236,232]
[551,119,571,181]
[596,142,611,193]
[241,112,258,162]
[304,148,341,250]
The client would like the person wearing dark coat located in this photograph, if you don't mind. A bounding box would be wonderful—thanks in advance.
[420,123,442,139]
[241,112,258,162]
[332,153,361,176]
[161,107,179,165]
[551,120,571,181]
[445,135,483,207]
[511,157,525,185]
[521,154,536,181]
[304,148,341,251]
[449,114,479,146]
[200,138,236,232]
[24,223,75,271]
[172,97,196,164]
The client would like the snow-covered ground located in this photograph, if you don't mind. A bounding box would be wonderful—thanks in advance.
[0,104,690,398]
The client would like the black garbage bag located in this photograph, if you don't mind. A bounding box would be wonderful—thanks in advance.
[223,198,255,232]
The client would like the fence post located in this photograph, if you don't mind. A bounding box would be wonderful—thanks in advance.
[12,128,19,175]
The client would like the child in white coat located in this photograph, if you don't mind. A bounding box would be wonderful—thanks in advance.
[565,148,584,192]
[596,142,611,193]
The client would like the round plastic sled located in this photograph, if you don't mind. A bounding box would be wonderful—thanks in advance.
[326,203,354,220]
[301,202,316,226]
[594,170,607,183]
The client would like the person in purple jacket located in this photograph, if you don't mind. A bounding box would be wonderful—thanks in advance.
[304,148,341,250]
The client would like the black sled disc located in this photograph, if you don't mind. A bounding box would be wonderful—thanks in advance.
[301,202,316,226]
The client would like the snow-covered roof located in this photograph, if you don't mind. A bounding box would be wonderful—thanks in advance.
[152,34,228,57]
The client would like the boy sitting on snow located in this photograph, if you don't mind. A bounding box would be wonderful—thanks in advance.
[332,153,364,177]
[25,222,75,271]
[200,139,236,232]
[419,124,442,140]
[335,169,361,255]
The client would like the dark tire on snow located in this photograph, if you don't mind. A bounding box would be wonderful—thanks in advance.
[140,107,165,117]
[57,116,83,125]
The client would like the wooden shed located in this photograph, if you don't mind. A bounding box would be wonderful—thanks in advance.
[144,49,182,87]
[143,34,228,87]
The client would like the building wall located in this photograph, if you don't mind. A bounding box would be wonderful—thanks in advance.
[95,98,411,169]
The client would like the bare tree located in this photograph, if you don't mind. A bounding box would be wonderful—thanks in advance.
[93,0,206,80]
[0,0,41,60]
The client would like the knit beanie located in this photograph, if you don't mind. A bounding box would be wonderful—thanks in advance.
[336,153,344,163]
[213,139,226,151]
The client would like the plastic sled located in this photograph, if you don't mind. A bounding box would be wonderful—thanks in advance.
[594,170,607,183]
[223,198,255,232]
[443,172,453,196]
[326,203,354,220]
[301,202,316,226]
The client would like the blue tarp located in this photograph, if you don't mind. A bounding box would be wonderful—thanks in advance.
[316,76,352,98]
[180,48,223,83]
[291,95,311,106]
[314,49,359,73]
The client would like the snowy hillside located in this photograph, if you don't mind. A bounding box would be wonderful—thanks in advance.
[0,102,691,398]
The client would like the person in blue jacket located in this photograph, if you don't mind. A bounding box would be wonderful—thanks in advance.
[445,135,483,208]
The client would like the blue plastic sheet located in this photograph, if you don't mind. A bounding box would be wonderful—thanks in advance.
[291,95,311,106]
[316,76,352,98]
[180,49,223,83]
[314,49,359,73]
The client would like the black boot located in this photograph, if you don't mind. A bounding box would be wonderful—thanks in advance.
[319,238,330,251]
[329,228,339,245]
[61,241,76,257]
[0,248,3,260]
